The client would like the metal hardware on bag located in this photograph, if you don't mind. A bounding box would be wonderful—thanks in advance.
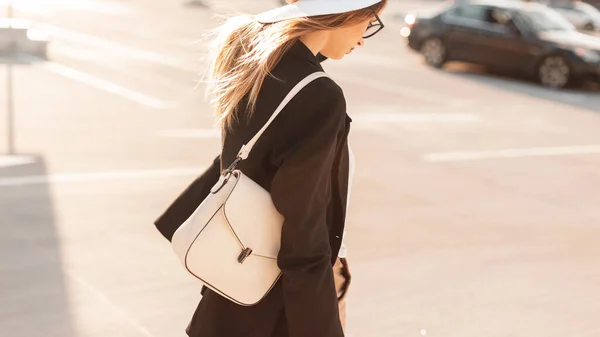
[210,177,227,194]
[210,156,243,194]
[223,156,242,176]
[211,170,238,194]
[237,247,253,264]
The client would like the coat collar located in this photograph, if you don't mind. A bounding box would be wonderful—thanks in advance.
[287,40,351,124]
[288,40,325,69]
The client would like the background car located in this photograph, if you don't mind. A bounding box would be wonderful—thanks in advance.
[543,0,600,31]
[583,0,600,10]
[402,0,600,88]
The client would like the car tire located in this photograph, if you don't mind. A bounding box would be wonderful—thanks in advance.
[583,22,595,31]
[536,55,571,89]
[420,37,446,68]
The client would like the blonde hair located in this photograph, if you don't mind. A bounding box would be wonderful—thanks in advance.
[203,1,387,130]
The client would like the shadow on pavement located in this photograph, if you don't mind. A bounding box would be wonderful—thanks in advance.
[0,155,75,337]
[441,62,600,113]
[182,0,210,9]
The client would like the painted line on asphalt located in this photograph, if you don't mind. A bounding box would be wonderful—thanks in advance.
[0,0,133,15]
[66,272,157,337]
[423,145,600,162]
[352,112,481,124]
[43,62,176,109]
[0,166,206,187]
[50,44,122,69]
[22,50,175,109]
[158,129,221,139]
[333,73,472,107]
[13,48,176,109]
[45,25,201,73]
[340,51,414,70]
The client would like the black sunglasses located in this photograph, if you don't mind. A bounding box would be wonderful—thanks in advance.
[363,13,384,39]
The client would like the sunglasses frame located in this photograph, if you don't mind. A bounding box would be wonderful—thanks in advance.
[363,13,385,39]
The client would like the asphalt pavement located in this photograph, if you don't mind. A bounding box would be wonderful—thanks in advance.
[1,1,600,337]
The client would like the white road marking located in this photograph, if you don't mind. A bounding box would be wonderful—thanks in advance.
[50,44,117,68]
[45,26,201,73]
[7,215,157,337]
[66,272,156,337]
[158,129,221,139]
[333,73,472,107]
[0,166,206,187]
[352,112,481,124]
[0,0,132,15]
[342,51,413,70]
[424,145,600,162]
[41,61,175,109]
[19,53,175,108]
[0,155,37,168]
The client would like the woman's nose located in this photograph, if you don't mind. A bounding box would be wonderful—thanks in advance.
[357,38,364,47]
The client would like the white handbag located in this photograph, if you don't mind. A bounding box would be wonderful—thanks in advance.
[171,71,329,306]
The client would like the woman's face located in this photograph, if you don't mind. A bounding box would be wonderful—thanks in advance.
[321,6,386,60]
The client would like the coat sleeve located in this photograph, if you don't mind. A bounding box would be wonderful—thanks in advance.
[269,81,347,337]
[154,154,221,241]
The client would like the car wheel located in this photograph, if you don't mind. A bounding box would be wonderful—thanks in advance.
[584,22,595,31]
[420,37,446,68]
[537,55,571,89]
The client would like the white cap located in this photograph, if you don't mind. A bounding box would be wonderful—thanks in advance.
[256,0,384,24]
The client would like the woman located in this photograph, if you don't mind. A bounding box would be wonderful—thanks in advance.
[154,0,387,336]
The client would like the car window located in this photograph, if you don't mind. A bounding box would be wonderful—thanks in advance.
[519,7,576,32]
[485,8,513,26]
[444,5,519,32]
[444,4,487,22]
[576,2,598,12]
[575,2,600,18]
[543,0,576,8]
[548,4,574,10]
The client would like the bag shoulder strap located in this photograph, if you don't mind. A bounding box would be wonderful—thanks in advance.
[236,71,329,161]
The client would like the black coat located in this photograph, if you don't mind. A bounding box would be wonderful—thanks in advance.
[154,41,351,337]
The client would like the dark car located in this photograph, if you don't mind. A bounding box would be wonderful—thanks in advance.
[584,0,600,10]
[402,0,600,88]
[542,0,600,31]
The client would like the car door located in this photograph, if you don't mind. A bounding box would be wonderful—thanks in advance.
[477,28,539,70]
[477,9,545,70]
[441,4,493,64]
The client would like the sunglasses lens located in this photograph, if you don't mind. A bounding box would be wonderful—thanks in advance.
[363,14,384,39]
[364,24,378,37]
[364,23,382,38]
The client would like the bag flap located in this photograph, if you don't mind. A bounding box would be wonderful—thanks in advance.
[223,172,283,259]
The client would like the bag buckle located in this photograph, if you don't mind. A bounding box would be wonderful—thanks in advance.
[211,156,242,194]
[223,156,242,176]
[237,247,253,264]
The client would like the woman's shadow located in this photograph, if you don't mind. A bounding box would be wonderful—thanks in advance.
[0,155,76,336]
